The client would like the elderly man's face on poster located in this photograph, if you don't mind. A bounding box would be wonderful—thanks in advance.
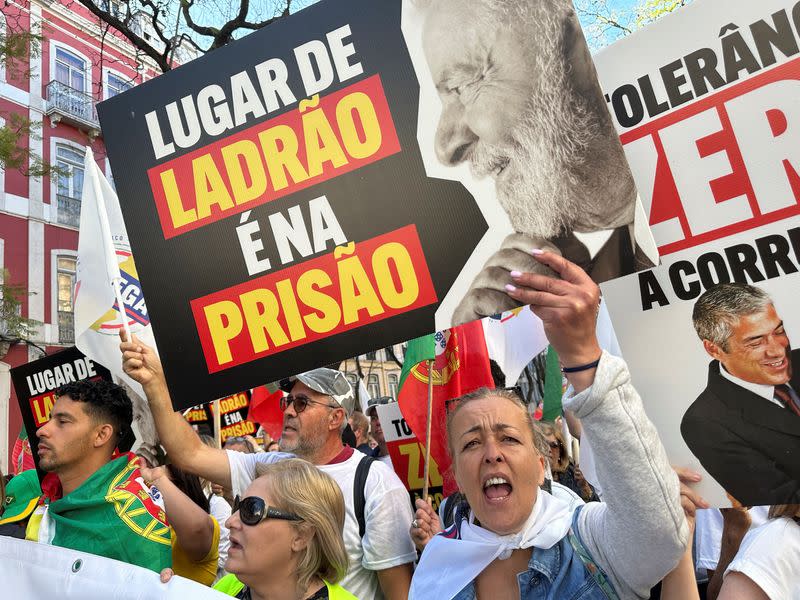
[421,0,615,240]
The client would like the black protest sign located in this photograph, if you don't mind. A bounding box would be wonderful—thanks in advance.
[98,0,484,409]
[10,347,117,480]
[184,391,258,444]
[98,0,648,410]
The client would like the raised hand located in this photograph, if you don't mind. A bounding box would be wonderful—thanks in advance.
[505,249,601,369]
[410,497,442,552]
[120,331,166,392]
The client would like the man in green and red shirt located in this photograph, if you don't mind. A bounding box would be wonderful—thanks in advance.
[27,379,171,572]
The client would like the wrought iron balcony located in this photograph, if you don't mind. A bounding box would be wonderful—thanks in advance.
[57,193,81,228]
[45,80,101,135]
[58,310,75,345]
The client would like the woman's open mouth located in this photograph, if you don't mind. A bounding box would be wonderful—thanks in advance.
[483,476,513,502]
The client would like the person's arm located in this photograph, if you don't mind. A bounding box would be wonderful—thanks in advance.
[706,507,751,600]
[143,465,215,562]
[121,333,233,489]
[659,468,707,600]
[376,564,413,600]
[717,572,770,600]
[507,252,688,598]
[563,409,583,439]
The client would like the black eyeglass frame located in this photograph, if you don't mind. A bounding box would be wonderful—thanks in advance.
[280,393,338,413]
[232,495,302,525]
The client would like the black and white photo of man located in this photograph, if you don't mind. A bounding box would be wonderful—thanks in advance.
[412,0,656,324]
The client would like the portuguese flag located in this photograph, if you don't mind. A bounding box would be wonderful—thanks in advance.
[37,452,171,572]
[398,321,494,494]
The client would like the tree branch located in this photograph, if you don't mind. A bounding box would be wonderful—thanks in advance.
[75,0,172,71]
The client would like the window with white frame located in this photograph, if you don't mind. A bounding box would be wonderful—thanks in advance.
[106,72,132,99]
[101,0,124,19]
[55,145,84,227]
[367,374,380,399]
[57,256,77,344]
[387,373,398,399]
[54,47,86,92]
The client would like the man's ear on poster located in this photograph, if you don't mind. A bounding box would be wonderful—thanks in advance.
[702,338,726,362]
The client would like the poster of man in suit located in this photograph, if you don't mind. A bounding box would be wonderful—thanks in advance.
[682,283,800,505]
[595,0,800,506]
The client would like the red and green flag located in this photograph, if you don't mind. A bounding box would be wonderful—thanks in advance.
[37,452,171,573]
[398,320,494,495]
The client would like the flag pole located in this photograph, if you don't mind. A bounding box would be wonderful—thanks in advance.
[214,399,222,449]
[422,359,434,501]
[86,147,131,341]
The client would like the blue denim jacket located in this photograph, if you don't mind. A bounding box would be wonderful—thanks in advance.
[450,507,617,600]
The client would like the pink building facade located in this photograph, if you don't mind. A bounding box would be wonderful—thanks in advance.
[0,0,181,472]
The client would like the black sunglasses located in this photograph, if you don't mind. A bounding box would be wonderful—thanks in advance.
[548,441,561,449]
[280,393,337,413]
[232,495,302,526]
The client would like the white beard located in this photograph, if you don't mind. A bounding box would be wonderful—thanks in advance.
[469,5,600,239]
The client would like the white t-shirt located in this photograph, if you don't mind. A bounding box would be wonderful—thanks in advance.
[725,517,800,600]
[694,506,769,575]
[208,493,232,577]
[227,448,416,600]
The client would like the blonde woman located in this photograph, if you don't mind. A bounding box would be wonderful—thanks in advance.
[539,422,597,502]
[212,458,355,600]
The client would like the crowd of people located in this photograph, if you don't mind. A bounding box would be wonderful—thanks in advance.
[1,251,798,599]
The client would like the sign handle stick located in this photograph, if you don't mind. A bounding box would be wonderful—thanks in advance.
[111,276,131,341]
[422,359,434,502]
[87,146,130,340]
[214,399,222,449]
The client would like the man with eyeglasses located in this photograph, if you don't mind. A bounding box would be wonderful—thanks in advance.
[120,334,416,600]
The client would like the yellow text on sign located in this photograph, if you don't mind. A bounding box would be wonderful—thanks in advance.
[399,442,443,489]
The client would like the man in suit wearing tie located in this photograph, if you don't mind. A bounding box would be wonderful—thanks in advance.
[682,283,800,505]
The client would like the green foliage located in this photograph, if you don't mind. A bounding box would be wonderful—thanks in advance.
[0,113,63,178]
[0,29,43,80]
[0,28,62,178]
[634,0,690,29]
[0,269,40,353]
[576,0,692,52]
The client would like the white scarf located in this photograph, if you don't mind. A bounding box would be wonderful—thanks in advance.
[410,490,573,600]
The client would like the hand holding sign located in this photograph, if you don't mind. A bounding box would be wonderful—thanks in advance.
[120,332,167,395]
[505,250,602,391]
[410,496,442,552]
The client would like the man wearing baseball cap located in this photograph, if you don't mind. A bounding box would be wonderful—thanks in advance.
[121,334,416,600]
[0,470,41,539]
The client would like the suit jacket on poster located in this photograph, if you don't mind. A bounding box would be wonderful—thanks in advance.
[553,224,655,285]
[681,349,800,505]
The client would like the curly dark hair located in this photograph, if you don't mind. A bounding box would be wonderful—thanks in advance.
[56,379,133,441]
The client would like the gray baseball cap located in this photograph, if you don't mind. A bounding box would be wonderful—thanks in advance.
[279,368,356,416]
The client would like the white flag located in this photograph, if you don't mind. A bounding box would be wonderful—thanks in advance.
[0,537,227,598]
[481,308,548,387]
[74,148,158,397]
[357,378,372,414]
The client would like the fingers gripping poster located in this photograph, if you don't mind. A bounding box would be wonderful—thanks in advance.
[98,0,654,408]
[595,0,800,507]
